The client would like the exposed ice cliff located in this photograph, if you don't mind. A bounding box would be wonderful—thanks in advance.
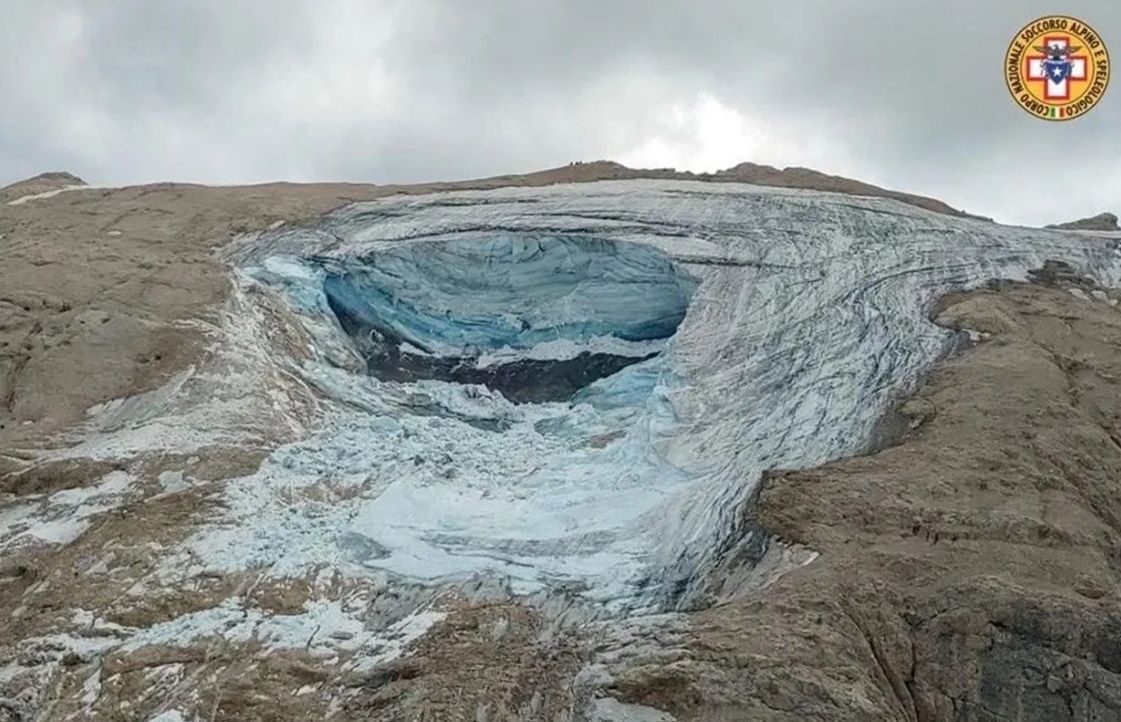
[320,235,696,402]
[72,179,1121,616]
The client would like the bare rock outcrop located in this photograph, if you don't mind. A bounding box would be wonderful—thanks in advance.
[707,162,982,219]
[1047,212,1120,232]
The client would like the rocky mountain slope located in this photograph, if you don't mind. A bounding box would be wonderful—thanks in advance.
[1047,212,1121,232]
[1,165,1120,721]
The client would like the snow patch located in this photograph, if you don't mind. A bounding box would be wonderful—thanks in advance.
[352,609,447,671]
[120,596,444,671]
[81,666,102,707]
[157,470,191,494]
[0,471,133,551]
[591,697,677,721]
[6,184,90,206]
[147,711,188,722]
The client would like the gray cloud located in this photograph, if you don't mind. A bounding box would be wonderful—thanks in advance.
[2,0,1117,224]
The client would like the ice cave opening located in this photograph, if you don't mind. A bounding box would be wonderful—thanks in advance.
[227,232,707,610]
[319,235,698,403]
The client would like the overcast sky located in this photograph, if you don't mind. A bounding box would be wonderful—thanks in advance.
[2,0,1118,225]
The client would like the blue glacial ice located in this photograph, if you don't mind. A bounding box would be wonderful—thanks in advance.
[165,179,1121,614]
[318,235,696,403]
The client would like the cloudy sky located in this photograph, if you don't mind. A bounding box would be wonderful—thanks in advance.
[2,0,1117,225]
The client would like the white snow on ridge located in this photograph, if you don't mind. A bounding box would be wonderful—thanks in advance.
[6,184,92,205]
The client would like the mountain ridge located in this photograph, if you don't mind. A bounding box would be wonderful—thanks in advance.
[3,160,980,219]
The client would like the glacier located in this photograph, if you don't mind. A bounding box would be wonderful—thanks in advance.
[112,179,1121,615]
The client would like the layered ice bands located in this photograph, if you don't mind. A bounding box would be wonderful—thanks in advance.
[189,180,1121,614]
[319,235,697,402]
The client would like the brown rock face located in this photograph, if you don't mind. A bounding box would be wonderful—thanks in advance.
[708,162,983,219]
[1047,212,1121,232]
[0,178,392,458]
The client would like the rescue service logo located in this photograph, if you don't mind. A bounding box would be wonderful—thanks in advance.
[1004,15,1110,121]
